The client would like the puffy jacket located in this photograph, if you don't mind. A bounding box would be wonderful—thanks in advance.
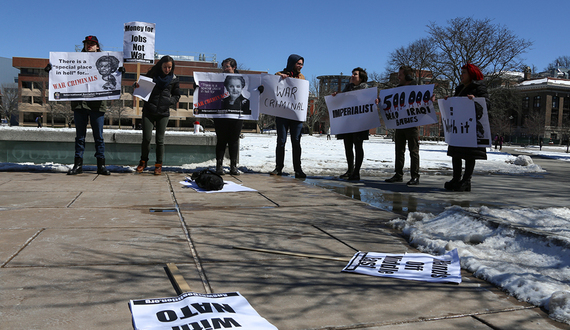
[143,75,181,117]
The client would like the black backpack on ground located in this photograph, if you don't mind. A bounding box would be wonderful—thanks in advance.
[191,169,224,191]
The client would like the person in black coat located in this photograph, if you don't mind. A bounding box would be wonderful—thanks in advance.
[444,63,490,192]
[134,55,181,175]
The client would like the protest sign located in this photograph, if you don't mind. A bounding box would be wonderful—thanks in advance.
[259,74,309,122]
[343,249,461,284]
[133,76,155,102]
[193,73,261,120]
[438,97,491,148]
[129,291,277,330]
[378,85,438,129]
[123,21,156,63]
[325,87,380,135]
[48,52,123,101]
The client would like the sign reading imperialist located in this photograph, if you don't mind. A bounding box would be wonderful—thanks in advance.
[48,52,123,101]
[325,87,380,135]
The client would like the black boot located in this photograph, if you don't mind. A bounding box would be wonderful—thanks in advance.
[215,159,224,175]
[456,178,471,192]
[67,157,83,175]
[444,178,460,191]
[97,158,111,175]
[230,159,239,175]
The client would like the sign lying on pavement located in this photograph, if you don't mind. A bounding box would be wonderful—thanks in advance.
[129,291,277,330]
[343,248,461,284]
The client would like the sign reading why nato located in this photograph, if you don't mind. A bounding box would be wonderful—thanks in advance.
[129,291,277,330]
[343,249,461,284]
[123,21,156,63]
[193,72,261,120]
[48,52,123,101]
[259,74,309,122]
[325,87,380,135]
[378,85,438,129]
[438,97,491,148]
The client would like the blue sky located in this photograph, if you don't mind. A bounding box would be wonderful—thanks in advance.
[1,0,568,82]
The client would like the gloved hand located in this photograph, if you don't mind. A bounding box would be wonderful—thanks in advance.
[44,63,52,72]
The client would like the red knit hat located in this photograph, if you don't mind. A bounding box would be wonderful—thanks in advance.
[462,63,484,81]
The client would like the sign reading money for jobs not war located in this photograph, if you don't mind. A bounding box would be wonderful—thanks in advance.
[438,97,491,148]
[325,87,380,135]
[378,84,438,129]
[193,72,261,121]
[123,21,155,63]
[259,74,309,122]
[48,52,123,101]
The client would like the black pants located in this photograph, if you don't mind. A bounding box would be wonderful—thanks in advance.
[394,127,420,178]
[214,118,242,163]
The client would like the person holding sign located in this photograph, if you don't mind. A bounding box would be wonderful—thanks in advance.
[134,55,181,175]
[332,67,369,181]
[384,66,421,185]
[270,54,307,178]
[444,63,489,192]
[213,58,246,176]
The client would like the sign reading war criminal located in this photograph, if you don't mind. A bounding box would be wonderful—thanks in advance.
[259,74,309,122]
[123,21,156,63]
[378,85,438,129]
[48,52,123,101]
[193,72,261,120]
[324,87,380,135]
[438,97,491,148]
[129,291,277,330]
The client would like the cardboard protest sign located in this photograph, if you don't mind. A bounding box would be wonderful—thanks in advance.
[48,52,123,101]
[325,87,380,135]
[193,73,261,120]
[129,291,277,330]
[438,97,491,148]
[343,249,461,284]
[259,74,309,122]
[378,85,438,129]
[123,21,156,63]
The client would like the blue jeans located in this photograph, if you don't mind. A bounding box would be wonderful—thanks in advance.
[275,116,303,171]
[73,109,105,159]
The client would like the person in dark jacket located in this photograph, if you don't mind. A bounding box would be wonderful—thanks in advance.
[134,55,181,175]
[444,63,490,192]
[214,58,246,176]
[332,67,369,181]
[270,54,306,178]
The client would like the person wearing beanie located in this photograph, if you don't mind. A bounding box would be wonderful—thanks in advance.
[270,54,307,178]
[444,63,490,192]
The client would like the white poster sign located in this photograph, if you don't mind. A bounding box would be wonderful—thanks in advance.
[343,249,462,284]
[193,73,261,120]
[123,21,156,63]
[259,74,309,122]
[133,76,155,102]
[48,52,123,101]
[129,291,277,330]
[438,97,492,148]
[378,85,438,129]
[324,87,380,135]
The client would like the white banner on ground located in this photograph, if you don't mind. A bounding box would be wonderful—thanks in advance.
[378,85,438,129]
[123,21,156,63]
[324,87,380,135]
[129,291,277,330]
[342,249,461,284]
[438,97,491,148]
[193,73,261,120]
[259,74,309,122]
[48,52,123,101]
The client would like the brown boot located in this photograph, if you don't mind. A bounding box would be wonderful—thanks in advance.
[154,163,162,175]
[136,160,146,173]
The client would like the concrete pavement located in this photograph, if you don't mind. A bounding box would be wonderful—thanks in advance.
[1,153,569,329]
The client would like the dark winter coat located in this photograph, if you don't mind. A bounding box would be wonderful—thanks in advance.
[143,74,181,117]
[447,80,490,160]
[336,82,370,141]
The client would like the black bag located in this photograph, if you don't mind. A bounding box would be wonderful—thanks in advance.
[191,169,224,191]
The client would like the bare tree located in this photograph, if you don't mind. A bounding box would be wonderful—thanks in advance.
[489,87,521,136]
[257,113,275,133]
[44,101,72,127]
[525,109,545,143]
[305,76,330,135]
[427,17,533,90]
[545,56,570,71]
[387,38,437,85]
[1,84,19,126]
[106,99,128,129]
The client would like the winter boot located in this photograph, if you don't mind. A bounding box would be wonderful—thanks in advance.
[97,158,111,175]
[230,159,240,175]
[67,157,83,175]
[136,160,146,173]
[215,159,224,175]
[154,163,162,175]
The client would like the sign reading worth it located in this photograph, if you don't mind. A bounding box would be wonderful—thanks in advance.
[123,21,156,63]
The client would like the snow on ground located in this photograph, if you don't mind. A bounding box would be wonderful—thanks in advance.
[1,128,569,324]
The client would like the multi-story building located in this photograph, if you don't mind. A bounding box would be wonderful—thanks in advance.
[12,55,265,129]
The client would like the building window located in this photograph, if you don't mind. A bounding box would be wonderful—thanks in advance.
[552,95,559,109]
[522,96,529,109]
[123,85,134,94]
[22,81,33,89]
[22,96,32,103]
[564,97,570,110]
[533,96,541,109]
[33,96,42,105]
